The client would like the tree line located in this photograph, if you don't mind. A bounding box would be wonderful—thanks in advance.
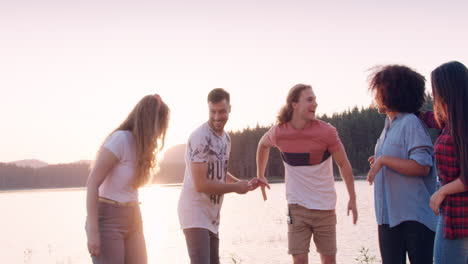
[0,162,89,190]
[226,106,386,180]
[155,96,437,184]
[1,98,438,189]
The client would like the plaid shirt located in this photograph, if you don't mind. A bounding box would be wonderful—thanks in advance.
[420,111,468,239]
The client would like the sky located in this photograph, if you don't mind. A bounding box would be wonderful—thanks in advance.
[0,0,467,164]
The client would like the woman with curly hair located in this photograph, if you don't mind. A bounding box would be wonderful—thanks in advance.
[419,61,468,264]
[367,65,437,264]
[85,94,169,264]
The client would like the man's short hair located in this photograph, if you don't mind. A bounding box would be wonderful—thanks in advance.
[207,88,230,103]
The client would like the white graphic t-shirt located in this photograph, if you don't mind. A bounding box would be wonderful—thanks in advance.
[177,122,231,234]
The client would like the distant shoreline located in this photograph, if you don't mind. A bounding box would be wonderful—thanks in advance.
[0,176,367,193]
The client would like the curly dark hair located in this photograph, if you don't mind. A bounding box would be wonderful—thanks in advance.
[368,65,426,113]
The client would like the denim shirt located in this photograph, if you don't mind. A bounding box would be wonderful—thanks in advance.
[374,113,437,231]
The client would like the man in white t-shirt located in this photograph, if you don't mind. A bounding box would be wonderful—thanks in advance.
[178,88,268,264]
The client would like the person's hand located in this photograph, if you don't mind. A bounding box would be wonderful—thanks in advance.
[257,177,270,200]
[235,180,250,194]
[367,156,382,185]
[347,198,358,224]
[247,178,271,191]
[430,189,446,215]
[86,223,100,257]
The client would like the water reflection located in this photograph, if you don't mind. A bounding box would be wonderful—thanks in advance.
[0,182,379,263]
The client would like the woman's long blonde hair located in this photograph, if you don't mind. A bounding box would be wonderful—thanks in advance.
[102,94,170,188]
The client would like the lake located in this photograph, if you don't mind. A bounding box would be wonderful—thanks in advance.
[0,181,380,264]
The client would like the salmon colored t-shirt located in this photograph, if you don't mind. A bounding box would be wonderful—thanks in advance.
[267,120,343,165]
[265,120,344,210]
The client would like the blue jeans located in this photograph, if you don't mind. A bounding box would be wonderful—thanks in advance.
[434,214,468,264]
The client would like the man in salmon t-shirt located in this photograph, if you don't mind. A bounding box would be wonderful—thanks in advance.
[256,84,358,264]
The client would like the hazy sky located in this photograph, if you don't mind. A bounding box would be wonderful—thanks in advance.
[1,0,467,164]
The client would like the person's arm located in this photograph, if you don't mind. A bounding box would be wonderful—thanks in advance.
[419,111,443,129]
[368,117,433,184]
[256,133,272,181]
[226,172,240,183]
[191,162,249,195]
[430,178,467,215]
[256,132,275,200]
[367,155,431,184]
[226,172,269,191]
[332,147,358,224]
[86,148,118,257]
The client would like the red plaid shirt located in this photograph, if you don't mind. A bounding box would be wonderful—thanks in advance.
[421,111,468,239]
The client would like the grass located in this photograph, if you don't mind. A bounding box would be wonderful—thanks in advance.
[230,253,243,264]
[355,247,380,264]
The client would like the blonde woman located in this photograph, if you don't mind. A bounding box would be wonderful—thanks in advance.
[85,94,169,264]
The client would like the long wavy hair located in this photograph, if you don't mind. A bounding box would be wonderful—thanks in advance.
[431,61,468,185]
[101,94,170,188]
[276,84,312,125]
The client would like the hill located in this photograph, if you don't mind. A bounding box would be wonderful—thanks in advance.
[10,159,48,169]
[153,144,186,184]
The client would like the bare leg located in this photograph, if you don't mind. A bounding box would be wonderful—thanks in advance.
[292,253,308,264]
[319,254,336,264]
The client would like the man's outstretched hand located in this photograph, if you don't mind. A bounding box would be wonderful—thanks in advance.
[248,177,270,200]
[248,178,270,191]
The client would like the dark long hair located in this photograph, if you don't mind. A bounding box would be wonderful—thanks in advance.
[276,84,311,125]
[431,61,468,186]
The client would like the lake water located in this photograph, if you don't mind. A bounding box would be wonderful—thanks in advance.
[0,181,381,264]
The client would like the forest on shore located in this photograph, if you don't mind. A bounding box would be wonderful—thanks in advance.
[1,98,438,190]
